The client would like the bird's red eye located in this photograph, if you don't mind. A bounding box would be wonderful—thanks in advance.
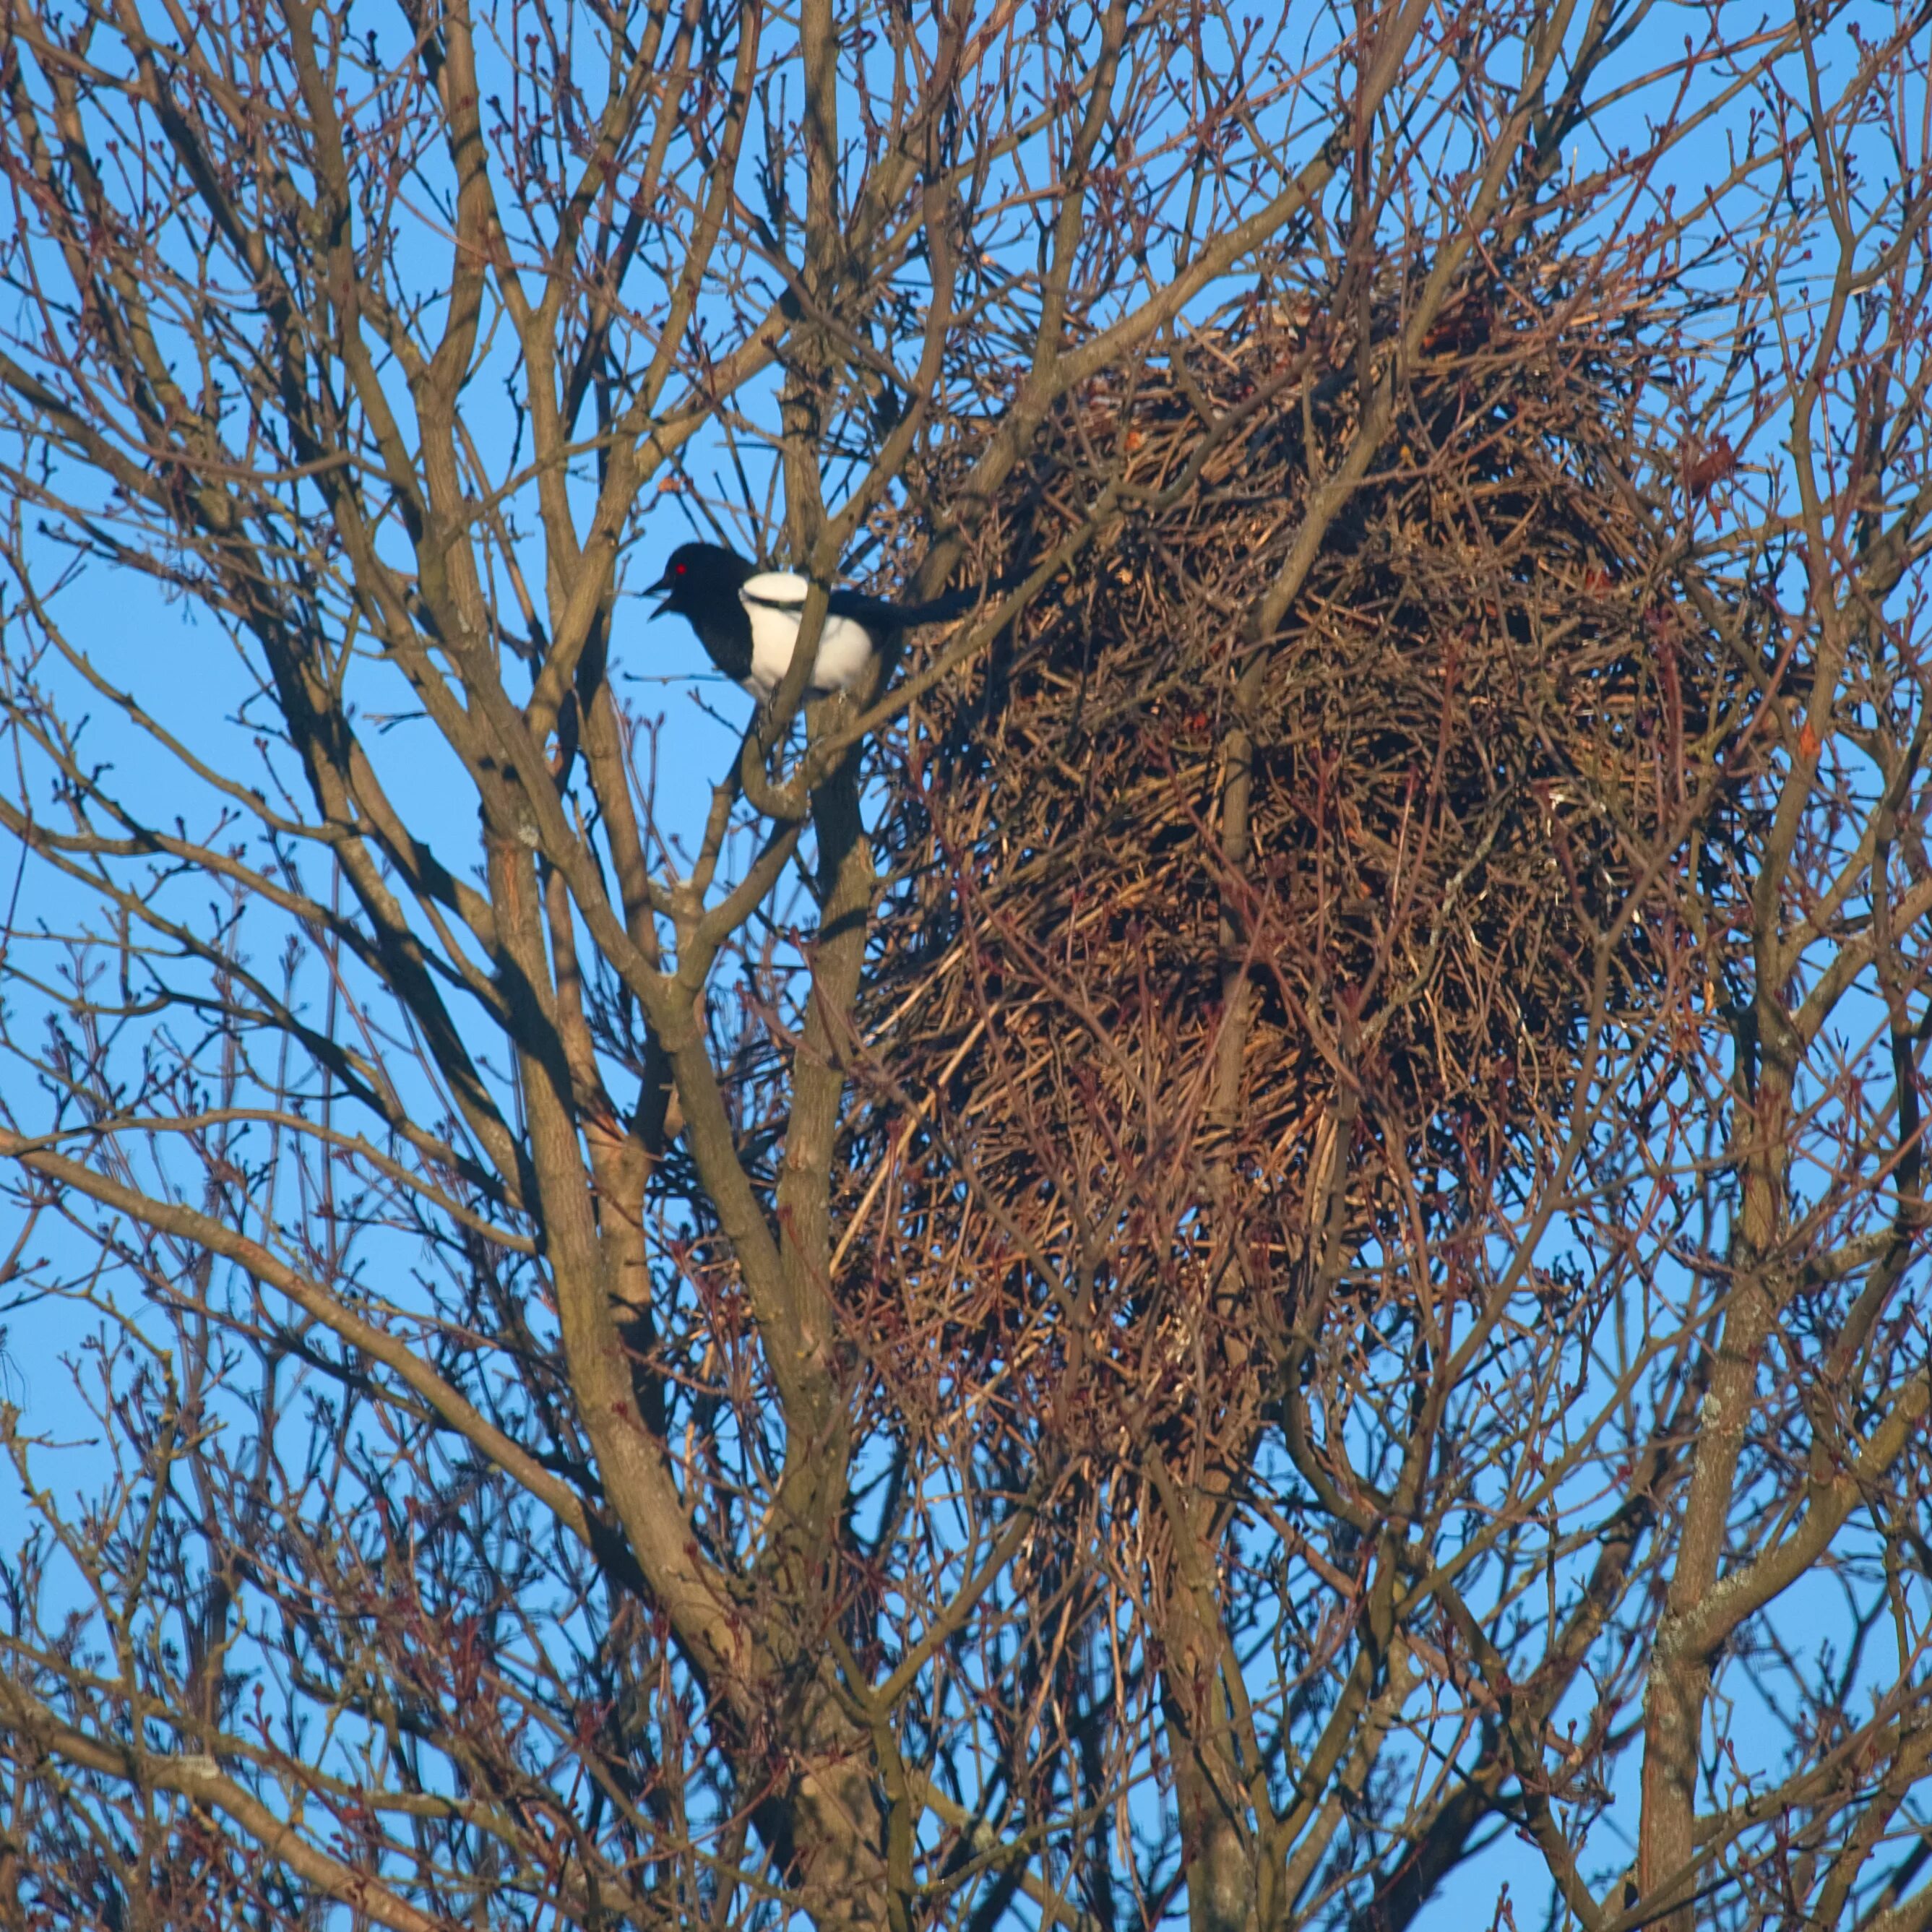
[675,563,686,575]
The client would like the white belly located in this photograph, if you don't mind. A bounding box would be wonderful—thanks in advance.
[740,572,877,697]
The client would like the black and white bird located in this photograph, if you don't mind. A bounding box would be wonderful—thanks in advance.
[644,541,979,701]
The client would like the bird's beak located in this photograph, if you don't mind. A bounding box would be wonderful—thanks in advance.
[642,569,675,609]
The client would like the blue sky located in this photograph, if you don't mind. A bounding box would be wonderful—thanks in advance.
[3,2,1928,1925]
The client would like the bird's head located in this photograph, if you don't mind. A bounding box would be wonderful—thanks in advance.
[644,541,754,616]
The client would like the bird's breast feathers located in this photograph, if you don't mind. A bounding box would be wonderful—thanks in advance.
[738,571,876,697]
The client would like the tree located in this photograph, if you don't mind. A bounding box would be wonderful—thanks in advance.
[1,0,1928,1926]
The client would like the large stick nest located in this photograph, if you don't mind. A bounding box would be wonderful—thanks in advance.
[815,264,1777,1452]
[835,264,1765,1432]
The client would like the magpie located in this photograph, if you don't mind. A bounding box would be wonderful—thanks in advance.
[644,541,982,701]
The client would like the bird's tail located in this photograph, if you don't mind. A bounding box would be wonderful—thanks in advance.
[833,572,1025,629]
